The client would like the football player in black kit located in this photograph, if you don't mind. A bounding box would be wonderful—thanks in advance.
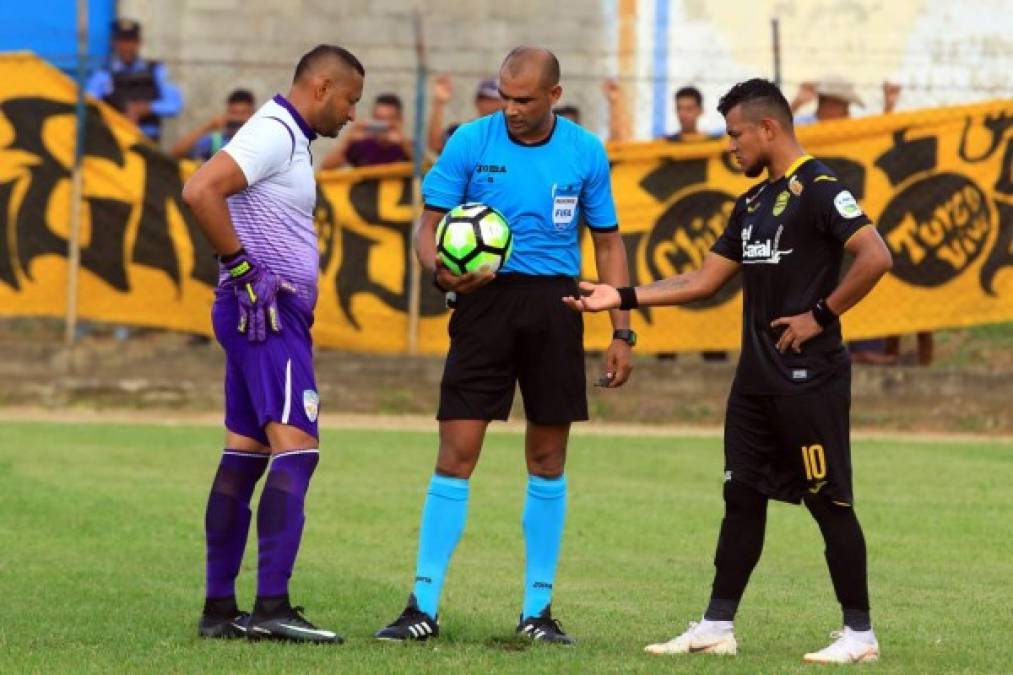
[564,78,893,665]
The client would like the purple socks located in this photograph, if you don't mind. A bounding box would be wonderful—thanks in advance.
[255,449,319,599]
[204,448,319,604]
[204,450,270,600]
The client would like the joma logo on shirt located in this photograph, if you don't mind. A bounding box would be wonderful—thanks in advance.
[741,224,794,264]
[475,164,507,173]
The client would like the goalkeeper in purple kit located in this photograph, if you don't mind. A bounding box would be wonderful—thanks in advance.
[181,45,363,643]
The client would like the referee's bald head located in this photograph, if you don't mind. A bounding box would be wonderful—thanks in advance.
[501,46,560,89]
[293,44,365,84]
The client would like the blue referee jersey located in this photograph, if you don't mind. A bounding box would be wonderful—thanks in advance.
[423,112,619,276]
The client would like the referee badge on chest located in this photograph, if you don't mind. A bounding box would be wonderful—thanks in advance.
[551,182,579,231]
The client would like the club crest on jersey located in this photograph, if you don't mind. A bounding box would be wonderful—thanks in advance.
[741,224,793,264]
[789,175,804,196]
[303,390,320,422]
[772,190,790,216]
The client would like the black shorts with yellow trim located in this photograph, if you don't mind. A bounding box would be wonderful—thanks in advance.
[723,371,854,505]
[437,274,588,425]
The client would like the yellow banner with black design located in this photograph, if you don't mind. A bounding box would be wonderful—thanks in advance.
[1,53,1011,353]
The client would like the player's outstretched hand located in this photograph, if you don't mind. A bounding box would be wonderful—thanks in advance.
[771,311,822,354]
[435,262,495,294]
[223,251,297,342]
[562,281,620,313]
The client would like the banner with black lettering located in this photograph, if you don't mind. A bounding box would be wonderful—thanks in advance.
[1,54,1011,353]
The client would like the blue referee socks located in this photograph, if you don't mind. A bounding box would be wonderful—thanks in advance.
[413,474,470,618]
[522,474,568,620]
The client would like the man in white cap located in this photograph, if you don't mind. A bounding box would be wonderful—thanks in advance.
[790,75,864,123]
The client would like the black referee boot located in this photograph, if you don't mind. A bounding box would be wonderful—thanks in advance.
[516,604,575,645]
[374,593,440,641]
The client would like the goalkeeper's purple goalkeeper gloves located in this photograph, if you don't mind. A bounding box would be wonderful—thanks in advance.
[220,248,296,343]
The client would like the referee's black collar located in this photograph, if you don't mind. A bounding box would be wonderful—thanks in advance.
[273,94,318,142]
[505,112,557,148]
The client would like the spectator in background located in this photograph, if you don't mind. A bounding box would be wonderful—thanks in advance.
[554,104,581,125]
[790,76,863,123]
[664,86,726,362]
[86,18,183,143]
[665,85,719,142]
[602,78,630,141]
[321,93,412,169]
[426,75,504,155]
[882,81,902,114]
[171,89,255,161]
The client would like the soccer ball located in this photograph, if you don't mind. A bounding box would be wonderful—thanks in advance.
[435,203,513,275]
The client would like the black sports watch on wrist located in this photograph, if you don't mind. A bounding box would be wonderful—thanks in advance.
[612,328,637,347]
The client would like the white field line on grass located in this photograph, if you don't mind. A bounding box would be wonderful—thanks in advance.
[0,407,1010,444]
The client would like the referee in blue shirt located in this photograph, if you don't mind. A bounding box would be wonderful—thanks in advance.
[375,47,634,645]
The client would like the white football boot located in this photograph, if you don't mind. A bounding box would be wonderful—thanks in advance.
[803,627,880,664]
[644,619,737,656]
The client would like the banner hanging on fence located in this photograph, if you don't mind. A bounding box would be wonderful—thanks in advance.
[1,53,1011,353]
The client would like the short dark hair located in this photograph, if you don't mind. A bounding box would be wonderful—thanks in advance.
[374,93,403,112]
[293,44,365,82]
[717,78,792,128]
[226,89,255,106]
[675,86,702,107]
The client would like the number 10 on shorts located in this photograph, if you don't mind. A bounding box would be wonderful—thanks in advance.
[801,444,827,480]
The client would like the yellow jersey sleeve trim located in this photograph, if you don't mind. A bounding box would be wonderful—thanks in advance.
[785,154,814,178]
[814,175,838,182]
[843,223,875,248]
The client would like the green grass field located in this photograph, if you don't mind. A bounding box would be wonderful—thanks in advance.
[1,421,1011,673]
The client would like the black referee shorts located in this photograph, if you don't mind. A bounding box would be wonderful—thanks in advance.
[438,274,588,425]
[723,372,854,505]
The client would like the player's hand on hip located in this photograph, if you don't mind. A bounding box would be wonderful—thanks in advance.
[223,250,297,342]
[602,339,633,388]
[563,281,620,313]
[771,312,822,354]
[436,263,494,294]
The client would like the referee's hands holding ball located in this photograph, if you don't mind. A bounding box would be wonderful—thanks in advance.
[434,261,496,294]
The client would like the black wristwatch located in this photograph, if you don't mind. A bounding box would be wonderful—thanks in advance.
[613,329,637,347]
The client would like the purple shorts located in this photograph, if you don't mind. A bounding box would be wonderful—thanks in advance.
[212,289,319,446]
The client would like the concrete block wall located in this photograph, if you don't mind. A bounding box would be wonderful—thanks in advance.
[120,0,615,160]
